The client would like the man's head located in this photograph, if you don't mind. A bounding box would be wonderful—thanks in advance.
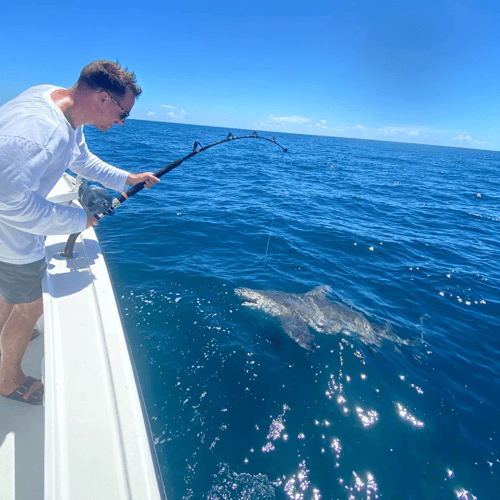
[76,60,142,98]
[73,60,141,131]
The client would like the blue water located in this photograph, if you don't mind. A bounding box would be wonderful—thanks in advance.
[85,120,499,500]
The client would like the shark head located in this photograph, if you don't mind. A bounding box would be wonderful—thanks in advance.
[236,287,316,350]
[235,287,287,317]
[234,288,264,308]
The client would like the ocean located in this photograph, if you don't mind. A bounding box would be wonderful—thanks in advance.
[85,120,499,500]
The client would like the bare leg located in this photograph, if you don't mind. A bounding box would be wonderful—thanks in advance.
[0,297,43,396]
[0,295,42,358]
[0,295,14,348]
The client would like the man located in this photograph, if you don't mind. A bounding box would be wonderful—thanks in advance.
[0,60,160,405]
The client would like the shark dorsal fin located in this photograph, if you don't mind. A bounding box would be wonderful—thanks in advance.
[307,285,332,297]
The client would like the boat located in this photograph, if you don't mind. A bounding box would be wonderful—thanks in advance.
[0,173,167,499]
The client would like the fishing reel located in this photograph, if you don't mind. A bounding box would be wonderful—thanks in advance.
[78,181,114,217]
[57,181,113,259]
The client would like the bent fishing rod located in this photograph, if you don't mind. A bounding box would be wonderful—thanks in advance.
[59,132,287,258]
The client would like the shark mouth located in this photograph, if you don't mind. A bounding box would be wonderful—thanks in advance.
[234,288,258,306]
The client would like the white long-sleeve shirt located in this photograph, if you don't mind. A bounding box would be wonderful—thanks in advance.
[0,85,130,264]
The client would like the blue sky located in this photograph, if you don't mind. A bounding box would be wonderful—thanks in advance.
[2,1,500,150]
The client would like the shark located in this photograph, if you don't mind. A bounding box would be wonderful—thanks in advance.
[235,285,414,351]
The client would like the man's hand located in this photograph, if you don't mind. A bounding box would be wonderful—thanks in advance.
[86,214,99,229]
[126,172,160,189]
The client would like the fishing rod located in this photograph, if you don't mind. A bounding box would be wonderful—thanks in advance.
[59,132,287,258]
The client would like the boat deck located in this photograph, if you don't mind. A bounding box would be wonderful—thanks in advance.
[0,174,165,499]
[0,332,44,499]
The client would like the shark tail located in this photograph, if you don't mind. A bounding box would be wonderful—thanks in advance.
[376,321,410,346]
[412,331,425,347]
[377,321,394,338]
[381,322,425,348]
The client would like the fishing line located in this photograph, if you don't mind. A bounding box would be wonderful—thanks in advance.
[60,131,288,258]
[264,217,274,263]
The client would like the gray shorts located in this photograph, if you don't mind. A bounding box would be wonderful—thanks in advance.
[0,258,47,304]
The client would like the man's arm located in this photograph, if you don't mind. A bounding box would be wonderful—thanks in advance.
[70,137,159,193]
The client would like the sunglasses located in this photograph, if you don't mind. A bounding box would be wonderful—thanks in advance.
[109,94,130,121]
[95,89,130,121]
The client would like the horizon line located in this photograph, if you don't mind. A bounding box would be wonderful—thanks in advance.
[126,118,500,154]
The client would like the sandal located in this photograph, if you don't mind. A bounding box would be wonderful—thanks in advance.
[3,376,44,405]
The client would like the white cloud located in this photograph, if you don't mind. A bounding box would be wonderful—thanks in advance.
[311,123,433,143]
[269,114,311,124]
[167,111,185,120]
[452,134,486,146]
[145,111,155,116]
[452,134,473,142]
[162,106,187,120]
[378,127,403,136]
[371,126,422,138]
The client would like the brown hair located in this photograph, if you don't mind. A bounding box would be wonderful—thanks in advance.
[77,60,142,98]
